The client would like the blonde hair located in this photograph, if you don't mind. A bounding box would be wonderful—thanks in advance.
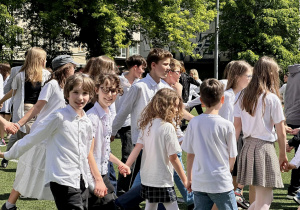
[64,73,95,103]
[226,61,252,90]
[240,56,280,116]
[170,58,182,72]
[139,88,183,135]
[20,47,46,84]
[89,55,119,81]
[190,69,199,80]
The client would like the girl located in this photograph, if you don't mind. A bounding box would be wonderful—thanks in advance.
[88,55,119,81]
[124,88,188,210]
[87,73,130,209]
[0,63,11,146]
[0,56,76,210]
[0,74,95,210]
[0,47,50,168]
[234,56,288,210]
[218,60,253,209]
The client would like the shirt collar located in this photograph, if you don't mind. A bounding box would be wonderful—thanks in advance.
[145,73,162,87]
[94,101,110,119]
[66,104,89,121]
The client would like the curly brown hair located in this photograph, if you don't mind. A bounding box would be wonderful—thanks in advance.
[138,88,183,135]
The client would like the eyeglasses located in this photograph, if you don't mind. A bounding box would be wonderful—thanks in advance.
[170,70,181,75]
[100,87,118,95]
[244,74,253,79]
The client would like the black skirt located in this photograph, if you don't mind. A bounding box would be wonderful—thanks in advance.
[141,184,177,203]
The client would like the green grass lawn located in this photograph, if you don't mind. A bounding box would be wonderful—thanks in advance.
[0,108,299,209]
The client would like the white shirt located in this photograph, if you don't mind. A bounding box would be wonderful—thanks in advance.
[4,65,21,94]
[30,79,66,131]
[234,93,285,142]
[5,105,93,189]
[181,114,237,193]
[112,74,171,144]
[87,102,112,175]
[219,89,239,123]
[115,72,139,127]
[279,84,287,103]
[137,118,182,187]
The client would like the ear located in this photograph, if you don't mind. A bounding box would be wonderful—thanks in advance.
[95,87,99,94]
[200,96,203,104]
[151,62,156,71]
[220,95,225,104]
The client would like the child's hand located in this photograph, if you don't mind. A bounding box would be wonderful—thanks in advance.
[186,180,192,193]
[283,163,297,172]
[291,128,300,135]
[286,126,293,134]
[4,122,18,135]
[94,180,108,198]
[0,152,4,159]
[286,143,294,153]
[118,164,131,177]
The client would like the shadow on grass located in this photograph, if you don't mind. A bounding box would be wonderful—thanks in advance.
[0,168,16,172]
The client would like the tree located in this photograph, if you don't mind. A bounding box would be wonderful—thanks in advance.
[219,0,300,71]
[0,3,23,63]
[14,0,217,59]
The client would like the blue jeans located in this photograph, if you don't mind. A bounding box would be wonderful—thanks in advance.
[194,190,237,210]
[108,161,117,193]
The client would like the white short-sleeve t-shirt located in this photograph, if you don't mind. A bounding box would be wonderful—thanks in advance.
[31,80,65,131]
[234,92,285,142]
[137,118,182,188]
[181,114,237,193]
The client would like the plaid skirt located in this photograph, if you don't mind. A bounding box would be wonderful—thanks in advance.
[237,137,284,188]
[141,184,177,203]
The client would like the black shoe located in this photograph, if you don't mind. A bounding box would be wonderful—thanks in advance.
[1,159,8,168]
[187,204,194,210]
[1,203,18,210]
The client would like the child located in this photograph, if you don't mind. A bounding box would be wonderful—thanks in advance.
[181,78,238,210]
[0,47,51,168]
[115,55,146,196]
[0,55,77,210]
[218,60,253,209]
[124,88,188,210]
[0,74,95,210]
[87,73,130,209]
[234,56,288,209]
[0,63,11,146]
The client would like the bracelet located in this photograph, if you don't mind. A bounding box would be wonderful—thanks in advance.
[16,122,21,128]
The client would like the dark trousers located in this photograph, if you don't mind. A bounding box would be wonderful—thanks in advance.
[108,161,117,193]
[50,176,89,210]
[88,174,117,210]
[288,124,300,194]
[190,95,203,115]
[117,126,135,196]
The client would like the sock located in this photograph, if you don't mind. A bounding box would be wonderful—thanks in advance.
[235,187,242,194]
[6,201,16,209]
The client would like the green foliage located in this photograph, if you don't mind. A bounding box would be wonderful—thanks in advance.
[0,3,23,63]
[219,0,300,72]
[6,0,217,59]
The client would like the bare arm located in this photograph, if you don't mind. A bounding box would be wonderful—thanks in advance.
[169,153,187,188]
[234,117,242,141]
[275,120,288,171]
[126,143,143,167]
[0,116,18,134]
[109,153,131,177]
[0,89,14,104]
[87,138,108,198]
[186,153,194,192]
[18,100,47,127]
[183,109,194,121]
[229,157,236,172]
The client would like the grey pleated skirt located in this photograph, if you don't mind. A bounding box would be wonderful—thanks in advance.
[237,137,284,188]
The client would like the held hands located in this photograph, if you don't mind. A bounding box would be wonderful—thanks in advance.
[286,126,293,134]
[282,163,297,172]
[4,122,18,135]
[185,180,192,193]
[94,180,108,198]
[286,142,294,153]
[279,154,289,172]
[290,128,300,136]
[118,163,131,177]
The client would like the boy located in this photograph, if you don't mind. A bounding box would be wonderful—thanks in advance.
[0,74,95,210]
[181,78,238,210]
[112,48,173,209]
[115,55,146,196]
